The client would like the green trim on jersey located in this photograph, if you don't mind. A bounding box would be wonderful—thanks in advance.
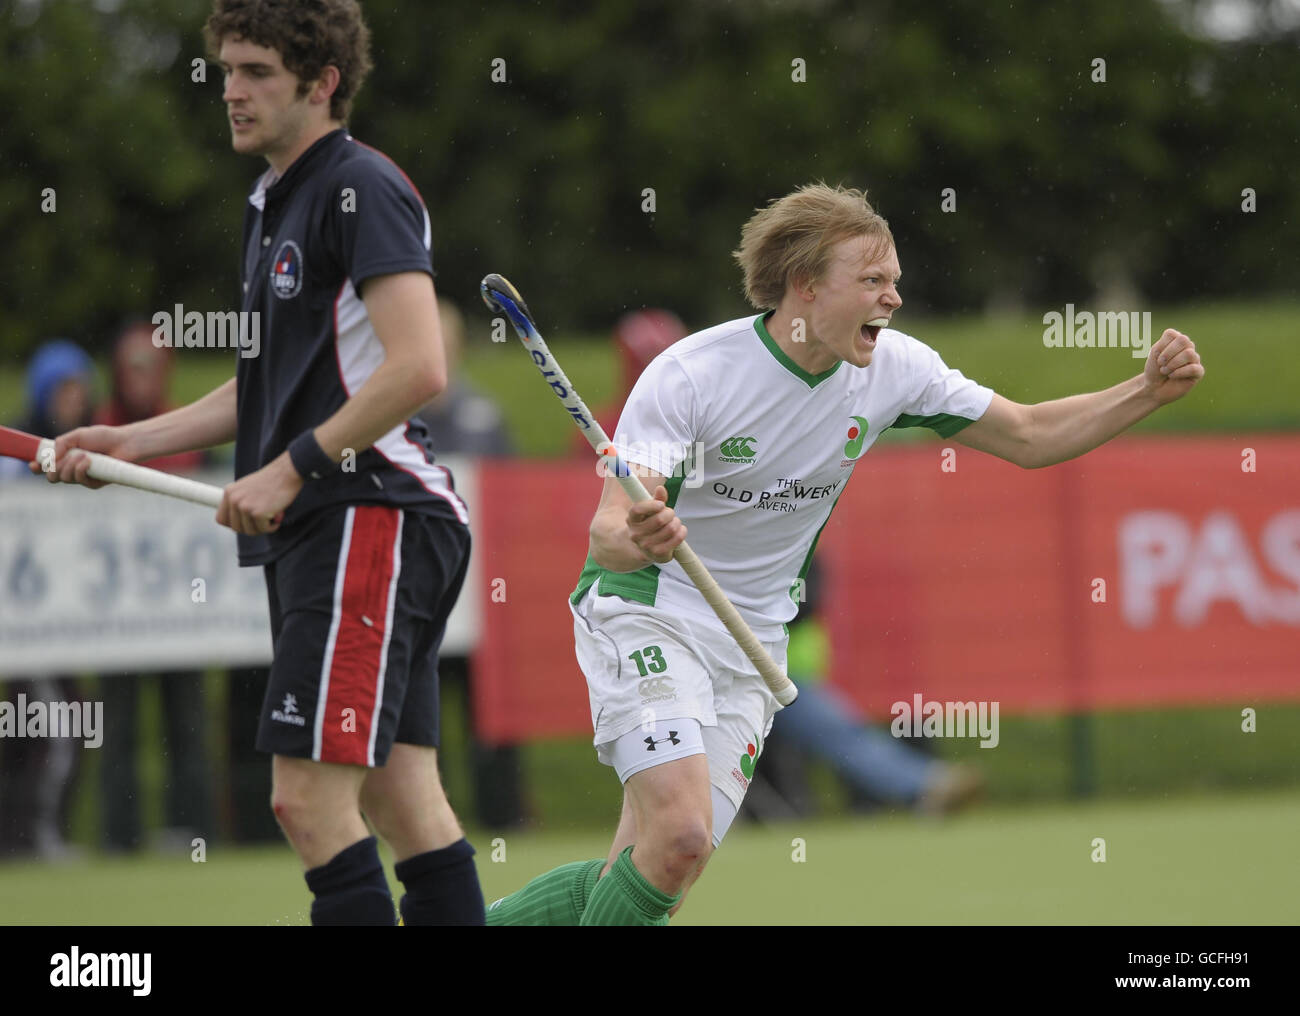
[754,313,842,389]
[570,473,686,607]
[790,485,846,608]
[890,411,978,438]
[569,555,659,607]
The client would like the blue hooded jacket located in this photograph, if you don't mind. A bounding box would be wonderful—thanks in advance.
[22,339,95,436]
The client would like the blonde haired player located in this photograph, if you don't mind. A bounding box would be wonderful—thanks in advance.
[487,183,1204,925]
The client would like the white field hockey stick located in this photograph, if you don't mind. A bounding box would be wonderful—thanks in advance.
[480,273,798,706]
[0,424,225,509]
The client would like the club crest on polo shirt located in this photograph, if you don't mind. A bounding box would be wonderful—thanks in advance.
[270,240,304,299]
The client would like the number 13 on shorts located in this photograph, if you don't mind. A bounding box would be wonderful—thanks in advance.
[628,644,668,676]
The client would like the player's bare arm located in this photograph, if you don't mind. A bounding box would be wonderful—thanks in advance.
[315,272,449,457]
[955,329,1205,469]
[218,271,447,535]
[37,377,239,488]
[589,469,687,570]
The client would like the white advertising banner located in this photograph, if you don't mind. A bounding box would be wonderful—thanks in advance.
[0,458,479,676]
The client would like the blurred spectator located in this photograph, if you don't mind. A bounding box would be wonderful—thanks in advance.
[416,300,528,828]
[94,321,214,852]
[746,559,985,820]
[419,300,512,457]
[0,340,96,859]
[572,309,688,456]
[7,339,96,453]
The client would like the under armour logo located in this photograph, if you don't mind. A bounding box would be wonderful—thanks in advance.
[644,732,680,751]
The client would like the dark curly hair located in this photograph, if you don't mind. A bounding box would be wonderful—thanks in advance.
[204,0,373,121]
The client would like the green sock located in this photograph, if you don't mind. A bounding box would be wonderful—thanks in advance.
[485,858,604,926]
[579,846,679,926]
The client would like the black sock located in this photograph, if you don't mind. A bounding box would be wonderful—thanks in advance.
[304,836,396,926]
[393,838,485,926]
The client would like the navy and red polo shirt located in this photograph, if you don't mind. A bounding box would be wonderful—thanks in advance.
[235,128,467,566]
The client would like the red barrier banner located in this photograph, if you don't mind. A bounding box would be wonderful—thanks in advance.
[473,437,1300,742]
[473,459,599,743]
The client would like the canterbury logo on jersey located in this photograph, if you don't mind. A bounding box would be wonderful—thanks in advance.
[637,677,675,699]
[719,436,758,461]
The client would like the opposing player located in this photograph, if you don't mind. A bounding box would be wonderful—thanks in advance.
[487,182,1204,925]
[38,0,484,924]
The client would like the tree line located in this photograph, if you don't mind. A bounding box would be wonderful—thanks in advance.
[1,0,1294,360]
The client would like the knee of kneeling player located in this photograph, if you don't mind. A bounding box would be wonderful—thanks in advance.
[647,816,712,877]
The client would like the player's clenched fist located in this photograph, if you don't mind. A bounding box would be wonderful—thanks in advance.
[217,453,301,535]
[1142,329,1205,405]
[627,484,687,564]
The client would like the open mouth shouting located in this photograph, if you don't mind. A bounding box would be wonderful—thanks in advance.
[860,317,890,345]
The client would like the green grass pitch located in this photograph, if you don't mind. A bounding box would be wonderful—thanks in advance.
[2,788,1295,925]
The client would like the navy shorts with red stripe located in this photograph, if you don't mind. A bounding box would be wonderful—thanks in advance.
[256,503,470,767]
